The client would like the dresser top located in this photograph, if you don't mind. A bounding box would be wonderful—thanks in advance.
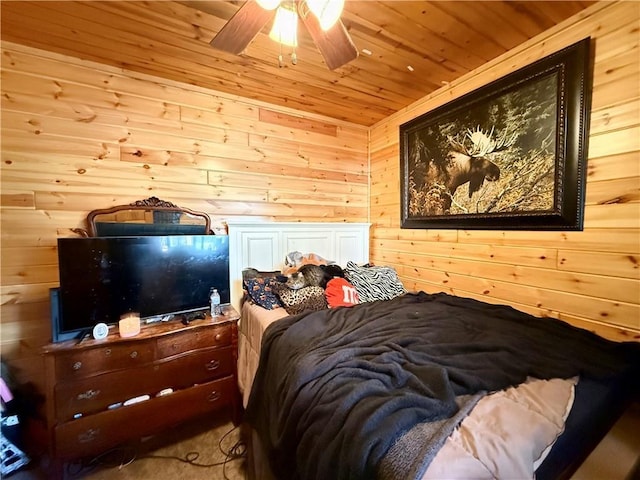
[43,305,239,354]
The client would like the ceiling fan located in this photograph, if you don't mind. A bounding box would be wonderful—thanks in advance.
[209,0,358,70]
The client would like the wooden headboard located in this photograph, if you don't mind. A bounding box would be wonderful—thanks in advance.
[227,221,371,311]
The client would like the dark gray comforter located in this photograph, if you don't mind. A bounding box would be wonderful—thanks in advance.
[245,292,640,480]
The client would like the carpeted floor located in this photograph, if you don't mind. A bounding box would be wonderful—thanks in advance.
[9,416,246,480]
[569,402,640,480]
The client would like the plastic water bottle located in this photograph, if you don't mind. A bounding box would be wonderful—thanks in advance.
[210,288,221,316]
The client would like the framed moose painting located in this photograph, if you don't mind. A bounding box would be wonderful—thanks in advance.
[400,38,593,230]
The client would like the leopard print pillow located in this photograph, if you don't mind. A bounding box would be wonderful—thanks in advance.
[276,285,327,315]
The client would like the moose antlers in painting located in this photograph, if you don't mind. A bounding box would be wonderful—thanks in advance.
[447,127,518,159]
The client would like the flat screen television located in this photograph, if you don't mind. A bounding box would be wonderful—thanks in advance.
[53,235,230,342]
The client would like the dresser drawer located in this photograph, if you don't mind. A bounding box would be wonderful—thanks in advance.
[55,346,236,421]
[55,342,154,381]
[157,323,233,358]
[54,375,235,459]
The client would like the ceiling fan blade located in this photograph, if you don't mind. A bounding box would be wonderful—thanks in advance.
[300,6,358,70]
[210,1,275,55]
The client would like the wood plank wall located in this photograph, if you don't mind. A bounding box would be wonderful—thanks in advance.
[1,1,638,394]
[370,1,639,343]
[0,42,368,388]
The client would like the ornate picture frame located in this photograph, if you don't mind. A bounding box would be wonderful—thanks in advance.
[400,38,592,230]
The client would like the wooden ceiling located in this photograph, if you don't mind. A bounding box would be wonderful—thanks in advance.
[1,1,596,126]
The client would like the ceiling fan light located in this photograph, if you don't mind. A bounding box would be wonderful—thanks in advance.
[269,4,298,47]
[306,0,344,30]
[256,0,281,11]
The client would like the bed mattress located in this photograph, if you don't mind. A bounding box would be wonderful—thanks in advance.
[237,300,287,407]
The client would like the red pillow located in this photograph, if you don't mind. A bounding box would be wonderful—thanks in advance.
[325,278,359,308]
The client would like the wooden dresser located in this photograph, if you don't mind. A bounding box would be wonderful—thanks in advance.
[42,305,241,477]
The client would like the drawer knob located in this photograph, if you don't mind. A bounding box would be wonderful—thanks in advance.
[73,361,82,371]
[77,389,101,401]
[207,391,221,402]
[205,359,220,371]
[130,351,138,359]
[105,349,112,356]
[214,333,222,341]
[78,428,100,444]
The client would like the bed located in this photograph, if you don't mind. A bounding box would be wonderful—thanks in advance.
[228,222,640,480]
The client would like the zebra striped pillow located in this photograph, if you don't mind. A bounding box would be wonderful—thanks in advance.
[344,261,406,303]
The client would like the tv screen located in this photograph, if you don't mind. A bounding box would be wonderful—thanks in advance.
[54,235,230,342]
